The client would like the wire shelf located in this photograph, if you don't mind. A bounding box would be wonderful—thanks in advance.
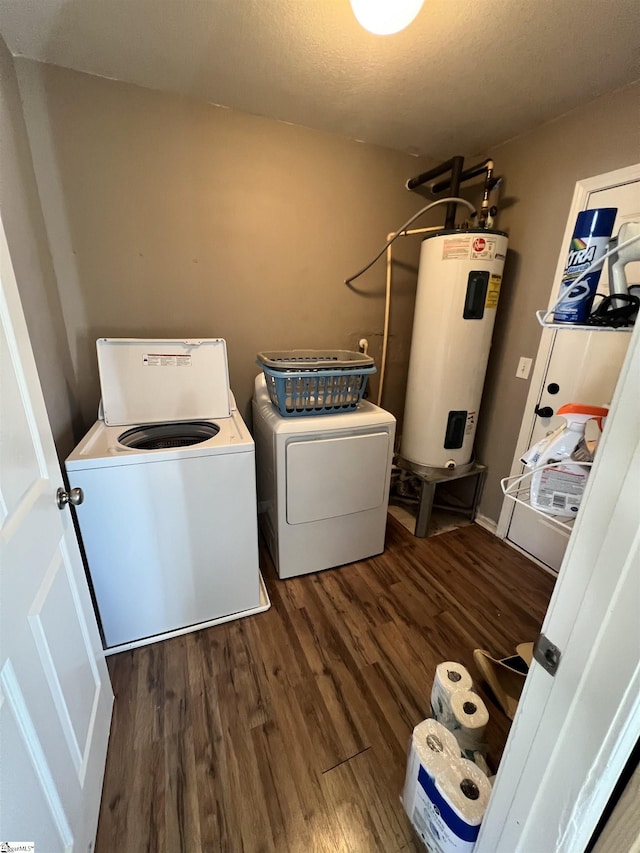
[501,481,573,532]
[501,462,593,533]
[535,310,634,332]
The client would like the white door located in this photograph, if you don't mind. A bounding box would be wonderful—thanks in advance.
[500,167,640,571]
[477,321,640,853]
[0,216,113,849]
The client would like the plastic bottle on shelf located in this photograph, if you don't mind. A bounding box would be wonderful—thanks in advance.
[553,208,617,324]
[521,403,608,518]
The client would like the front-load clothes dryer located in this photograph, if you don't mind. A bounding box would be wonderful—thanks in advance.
[65,338,269,652]
[252,374,396,579]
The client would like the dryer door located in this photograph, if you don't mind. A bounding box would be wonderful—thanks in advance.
[286,430,391,524]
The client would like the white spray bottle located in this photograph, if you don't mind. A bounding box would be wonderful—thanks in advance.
[523,403,608,518]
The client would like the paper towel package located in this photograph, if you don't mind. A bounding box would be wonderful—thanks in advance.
[402,718,462,813]
[402,720,492,853]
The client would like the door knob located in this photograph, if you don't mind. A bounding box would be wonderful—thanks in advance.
[56,486,84,509]
[534,405,554,418]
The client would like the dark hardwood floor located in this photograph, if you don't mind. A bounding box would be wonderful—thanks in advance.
[95,516,555,853]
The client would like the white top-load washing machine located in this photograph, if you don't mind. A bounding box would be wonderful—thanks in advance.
[65,339,268,652]
[252,374,396,579]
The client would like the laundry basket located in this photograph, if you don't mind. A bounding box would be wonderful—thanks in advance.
[257,350,376,416]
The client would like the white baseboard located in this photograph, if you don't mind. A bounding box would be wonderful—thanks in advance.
[475,513,498,535]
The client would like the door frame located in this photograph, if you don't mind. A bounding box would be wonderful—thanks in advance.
[497,162,640,540]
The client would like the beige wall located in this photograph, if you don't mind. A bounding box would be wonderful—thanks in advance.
[14,59,439,434]
[0,38,79,457]
[11,57,639,523]
[474,81,640,521]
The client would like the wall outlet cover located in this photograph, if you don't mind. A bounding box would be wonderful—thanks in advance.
[516,357,533,380]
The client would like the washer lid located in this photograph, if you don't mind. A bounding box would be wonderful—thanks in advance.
[97,338,231,426]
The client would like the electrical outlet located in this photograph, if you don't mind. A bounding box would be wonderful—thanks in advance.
[516,357,533,380]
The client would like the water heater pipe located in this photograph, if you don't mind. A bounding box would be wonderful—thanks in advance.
[405,156,503,227]
[431,159,497,228]
[444,157,465,228]
[406,157,464,192]
[377,224,442,406]
[431,158,494,193]
[344,197,476,286]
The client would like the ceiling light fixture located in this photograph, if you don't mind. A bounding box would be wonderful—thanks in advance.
[349,0,424,35]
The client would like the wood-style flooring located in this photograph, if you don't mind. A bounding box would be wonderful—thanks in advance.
[95,517,555,853]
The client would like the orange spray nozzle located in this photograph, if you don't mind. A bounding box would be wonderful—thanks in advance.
[556,403,609,430]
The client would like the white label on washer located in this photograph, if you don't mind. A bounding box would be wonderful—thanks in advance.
[143,353,192,367]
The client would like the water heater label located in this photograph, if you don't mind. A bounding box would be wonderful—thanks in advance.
[143,353,192,367]
[471,236,496,260]
[442,235,498,261]
[485,274,502,309]
[466,412,476,436]
[442,236,473,260]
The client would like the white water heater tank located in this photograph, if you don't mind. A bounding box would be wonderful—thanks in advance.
[400,229,508,470]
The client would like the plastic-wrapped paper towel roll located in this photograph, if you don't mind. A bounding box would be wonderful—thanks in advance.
[446,690,489,759]
[402,718,461,815]
[430,661,474,727]
[403,734,492,853]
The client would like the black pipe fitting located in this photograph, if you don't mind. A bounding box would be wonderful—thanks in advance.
[405,156,465,191]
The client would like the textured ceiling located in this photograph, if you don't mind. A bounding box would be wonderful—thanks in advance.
[0,0,638,159]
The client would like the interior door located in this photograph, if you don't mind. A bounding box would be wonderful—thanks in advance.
[477,322,640,853]
[0,217,113,848]
[505,176,640,571]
